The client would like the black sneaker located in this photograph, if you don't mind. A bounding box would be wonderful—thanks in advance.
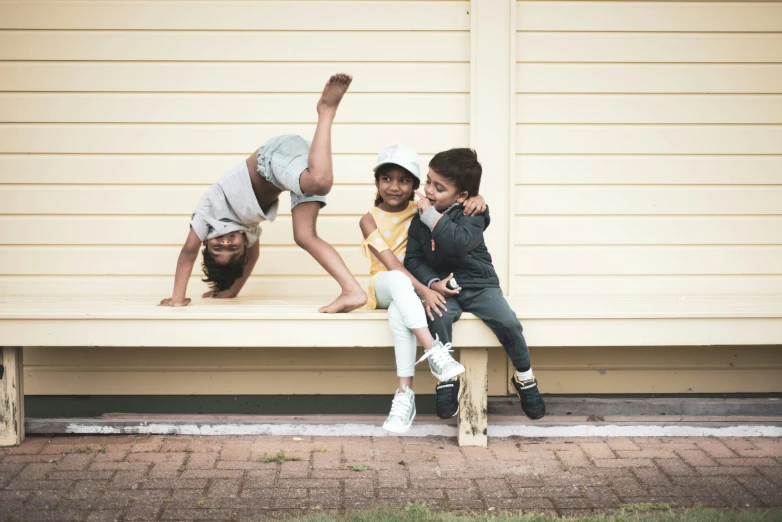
[511,375,546,420]
[435,377,462,419]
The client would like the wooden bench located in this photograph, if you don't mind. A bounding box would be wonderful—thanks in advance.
[2,295,780,448]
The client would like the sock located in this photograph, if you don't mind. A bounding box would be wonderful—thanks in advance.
[515,368,533,382]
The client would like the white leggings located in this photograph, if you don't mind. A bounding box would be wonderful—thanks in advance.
[374,270,428,378]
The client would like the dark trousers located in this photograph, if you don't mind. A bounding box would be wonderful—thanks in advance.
[427,287,531,372]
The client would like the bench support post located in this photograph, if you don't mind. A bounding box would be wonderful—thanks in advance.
[457,347,488,447]
[0,347,24,446]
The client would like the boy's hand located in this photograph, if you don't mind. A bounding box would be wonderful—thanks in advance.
[202,290,238,299]
[421,287,448,321]
[158,298,191,307]
[431,273,460,297]
[463,194,486,216]
[415,190,432,213]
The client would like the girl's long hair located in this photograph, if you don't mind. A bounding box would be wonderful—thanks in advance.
[374,165,420,207]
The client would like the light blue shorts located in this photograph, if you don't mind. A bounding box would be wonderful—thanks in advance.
[256,135,328,210]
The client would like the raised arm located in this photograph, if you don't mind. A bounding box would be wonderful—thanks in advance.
[159,227,202,307]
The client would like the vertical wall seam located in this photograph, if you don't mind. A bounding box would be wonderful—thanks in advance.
[509,0,518,297]
[470,0,478,148]
[507,0,518,394]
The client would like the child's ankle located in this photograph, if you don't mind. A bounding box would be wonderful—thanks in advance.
[316,106,337,119]
[516,368,534,381]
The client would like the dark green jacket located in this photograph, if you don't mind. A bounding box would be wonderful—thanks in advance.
[404,203,500,289]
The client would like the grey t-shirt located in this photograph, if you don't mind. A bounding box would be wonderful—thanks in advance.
[190,160,278,246]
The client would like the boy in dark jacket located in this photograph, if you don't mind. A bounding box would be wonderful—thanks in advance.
[404,148,546,420]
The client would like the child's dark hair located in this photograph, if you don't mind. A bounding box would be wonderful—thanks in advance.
[428,148,482,197]
[374,164,420,206]
[201,248,248,292]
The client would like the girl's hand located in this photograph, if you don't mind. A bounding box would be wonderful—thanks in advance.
[158,297,191,307]
[415,190,432,213]
[202,290,238,299]
[431,273,460,296]
[421,287,448,321]
[463,194,486,216]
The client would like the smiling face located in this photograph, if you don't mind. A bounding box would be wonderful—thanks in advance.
[205,231,246,265]
[375,166,417,212]
[424,168,469,212]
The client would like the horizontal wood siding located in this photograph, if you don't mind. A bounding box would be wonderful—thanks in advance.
[1,1,482,394]
[3,1,778,397]
[0,0,470,299]
[512,0,782,297]
[21,345,782,395]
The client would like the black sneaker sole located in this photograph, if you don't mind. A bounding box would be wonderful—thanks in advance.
[520,406,546,420]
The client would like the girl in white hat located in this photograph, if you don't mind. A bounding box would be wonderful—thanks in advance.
[359,145,485,433]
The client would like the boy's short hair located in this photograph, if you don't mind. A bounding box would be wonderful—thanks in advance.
[374,164,420,207]
[428,148,482,197]
[201,248,248,292]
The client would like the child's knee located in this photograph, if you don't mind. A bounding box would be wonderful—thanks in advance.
[293,228,318,249]
[428,312,452,329]
[498,315,523,334]
[302,168,333,196]
[387,270,411,288]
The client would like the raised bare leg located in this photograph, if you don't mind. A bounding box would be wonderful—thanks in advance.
[299,73,352,197]
[291,201,366,313]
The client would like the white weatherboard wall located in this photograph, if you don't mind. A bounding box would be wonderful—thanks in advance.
[0,1,503,396]
[510,1,782,393]
[0,0,780,397]
[513,1,782,297]
[0,0,470,299]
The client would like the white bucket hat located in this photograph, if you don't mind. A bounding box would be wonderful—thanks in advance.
[373,144,421,180]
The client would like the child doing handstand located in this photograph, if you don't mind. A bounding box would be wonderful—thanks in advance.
[160,74,367,313]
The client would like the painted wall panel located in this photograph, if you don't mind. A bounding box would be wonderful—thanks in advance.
[513,1,782,303]
[3,0,779,397]
[0,1,485,395]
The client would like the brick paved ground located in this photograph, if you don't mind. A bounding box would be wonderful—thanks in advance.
[1,435,781,521]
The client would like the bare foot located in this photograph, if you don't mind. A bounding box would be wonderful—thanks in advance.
[319,289,367,314]
[317,73,352,116]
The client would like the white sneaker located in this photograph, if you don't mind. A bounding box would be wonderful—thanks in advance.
[417,336,465,382]
[382,384,416,434]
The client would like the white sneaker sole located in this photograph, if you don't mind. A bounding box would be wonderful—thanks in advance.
[431,363,465,382]
[382,413,415,434]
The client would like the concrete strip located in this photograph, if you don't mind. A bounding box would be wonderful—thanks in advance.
[26,417,782,438]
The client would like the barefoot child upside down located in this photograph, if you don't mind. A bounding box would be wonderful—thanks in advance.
[159,74,367,313]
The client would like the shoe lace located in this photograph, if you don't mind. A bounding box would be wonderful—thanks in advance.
[388,393,413,419]
[416,341,454,368]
